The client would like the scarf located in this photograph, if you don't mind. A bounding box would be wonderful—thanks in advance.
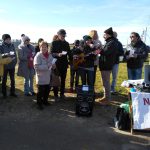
[43,51,49,59]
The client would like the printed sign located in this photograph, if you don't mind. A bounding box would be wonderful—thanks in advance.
[131,92,150,129]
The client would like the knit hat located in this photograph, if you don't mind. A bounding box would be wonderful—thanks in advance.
[57,29,66,35]
[83,35,92,42]
[104,27,113,36]
[2,34,11,41]
[74,40,80,46]
[22,36,30,42]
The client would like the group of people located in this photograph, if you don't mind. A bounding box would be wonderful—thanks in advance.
[0,27,149,109]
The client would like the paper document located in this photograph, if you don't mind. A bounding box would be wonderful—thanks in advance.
[62,51,67,55]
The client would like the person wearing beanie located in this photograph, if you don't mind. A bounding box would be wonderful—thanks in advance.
[51,29,70,99]
[17,35,35,96]
[77,35,96,86]
[104,27,114,36]
[110,31,124,94]
[98,27,118,105]
[69,39,82,92]
[0,34,17,98]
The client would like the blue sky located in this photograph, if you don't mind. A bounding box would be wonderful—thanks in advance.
[0,0,150,44]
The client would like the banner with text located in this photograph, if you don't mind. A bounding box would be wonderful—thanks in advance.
[131,92,150,129]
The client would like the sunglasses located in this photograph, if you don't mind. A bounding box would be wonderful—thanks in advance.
[130,36,135,38]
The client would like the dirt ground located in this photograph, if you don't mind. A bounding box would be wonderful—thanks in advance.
[0,88,149,150]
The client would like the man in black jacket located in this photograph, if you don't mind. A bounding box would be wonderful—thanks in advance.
[111,31,124,94]
[99,27,118,104]
[51,29,70,99]
[125,32,148,80]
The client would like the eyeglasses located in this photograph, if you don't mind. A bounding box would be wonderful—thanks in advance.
[130,36,135,38]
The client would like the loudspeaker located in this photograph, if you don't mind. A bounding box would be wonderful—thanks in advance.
[75,85,95,116]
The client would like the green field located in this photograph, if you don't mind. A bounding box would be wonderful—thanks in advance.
[14,63,129,98]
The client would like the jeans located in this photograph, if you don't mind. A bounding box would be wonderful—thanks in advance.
[100,70,111,100]
[2,68,15,95]
[79,67,94,86]
[24,68,34,94]
[127,67,142,80]
[111,64,119,92]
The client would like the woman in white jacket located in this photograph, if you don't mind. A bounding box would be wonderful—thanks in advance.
[34,41,55,110]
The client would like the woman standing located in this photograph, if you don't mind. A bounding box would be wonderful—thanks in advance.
[17,36,35,96]
[34,41,55,110]
[89,30,102,84]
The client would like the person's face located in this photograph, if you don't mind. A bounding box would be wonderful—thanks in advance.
[40,44,48,54]
[103,33,110,40]
[92,34,98,40]
[85,39,92,45]
[130,34,138,44]
[58,34,66,41]
[4,38,11,44]
[24,39,30,45]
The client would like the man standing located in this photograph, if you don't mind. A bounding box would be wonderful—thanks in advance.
[0,34,17,98]
[125,32,148,80]
[99,27,118,104]
[51,29,70,99]
[111,31,124,94]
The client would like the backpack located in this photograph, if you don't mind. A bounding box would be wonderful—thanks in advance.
[114,107,131,130]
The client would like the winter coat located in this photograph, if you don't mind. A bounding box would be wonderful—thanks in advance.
[0,42,17,69]
[99,37,118,71]
[125,40,148,69]
[50,68,61,87]
[50,39,70,70]
[93,39,102,66]
[34,52,54,85]
[114,38,124,64]
[81,45,95,68]
[17,43,35,78]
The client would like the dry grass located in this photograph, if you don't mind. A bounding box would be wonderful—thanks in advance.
[7,63,128,101]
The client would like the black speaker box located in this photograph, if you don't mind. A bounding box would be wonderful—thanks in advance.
[75,85,95,116]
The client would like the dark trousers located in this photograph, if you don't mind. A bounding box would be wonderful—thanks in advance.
[70,65,79,88]
[79,68,94,86]
[37,84,50,105]
[2,68,15,96]
[58,67,67,96]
